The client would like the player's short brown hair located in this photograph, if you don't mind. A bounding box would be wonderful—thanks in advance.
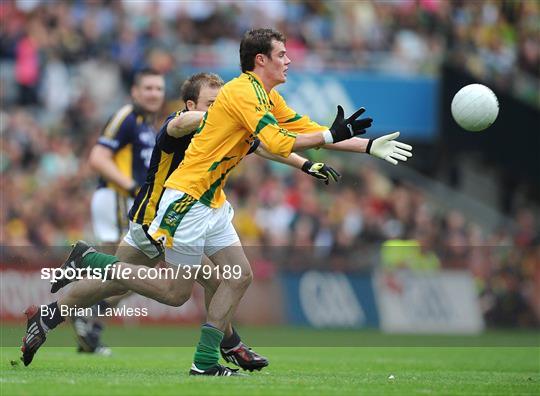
[181,72,224,104]
[240,28,286,72]
[133,67,162,86]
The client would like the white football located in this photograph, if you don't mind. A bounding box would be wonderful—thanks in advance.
[451,84,499,131]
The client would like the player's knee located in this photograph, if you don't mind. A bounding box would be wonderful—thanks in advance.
[204,275,221,293]
[109,280,129,295]
[164,284,191,307]
[167,291,190,307]
[230,267,252,290]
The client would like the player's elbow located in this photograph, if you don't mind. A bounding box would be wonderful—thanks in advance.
[263,145,287,158]
[88,145,112,173]
[166,123,187,138]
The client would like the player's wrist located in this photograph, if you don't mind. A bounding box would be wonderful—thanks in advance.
[366,139,374,154]
[301,160,313,173]
[323,129,334,144]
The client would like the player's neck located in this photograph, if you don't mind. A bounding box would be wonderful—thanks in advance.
[249,69,277,93]
[133,102,156,121]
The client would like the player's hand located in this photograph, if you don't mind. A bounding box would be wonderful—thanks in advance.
[301,160,341,185]
[329,105,372,143]
[128,183,139,198]
[366,132,413,165]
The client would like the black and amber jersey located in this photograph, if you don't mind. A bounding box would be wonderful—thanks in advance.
[128,111,193,226]
[97,104,156,194]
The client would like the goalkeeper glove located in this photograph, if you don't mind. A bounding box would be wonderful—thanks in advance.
[301,160,341,185]
[327,105,373,143]
[366,132,413,165]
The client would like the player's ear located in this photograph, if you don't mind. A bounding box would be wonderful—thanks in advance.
[255,53,265,67]
[185,100,196,111]
[131,85,139,101]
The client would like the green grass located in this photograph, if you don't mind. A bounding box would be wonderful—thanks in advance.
[1,326,539,396]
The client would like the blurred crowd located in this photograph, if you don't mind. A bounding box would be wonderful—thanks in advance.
[227,157,539,327]
[1,0,538,327]
[1,0,539,110]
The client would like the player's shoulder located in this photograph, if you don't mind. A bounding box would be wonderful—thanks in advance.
[102,104,136,138]
[157,110,184,137]
[165,109,185,123]
[156,109,194,152]
[220,73,260,102]
[110,104,136,123]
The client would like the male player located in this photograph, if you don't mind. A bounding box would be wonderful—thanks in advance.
[21,71,341,371]
[22,29,412,376]
[90,68,164,244]
[73,68,165,354]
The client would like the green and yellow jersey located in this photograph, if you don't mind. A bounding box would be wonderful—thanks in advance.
[128,110,262,227]
[164,71,326,208]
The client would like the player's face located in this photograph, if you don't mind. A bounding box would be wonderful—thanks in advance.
[266,40,290,84]
[193,85,220,112]
[132,75,165,114]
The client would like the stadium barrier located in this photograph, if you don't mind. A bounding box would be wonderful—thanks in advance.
[0,266,203,324]
[279,271,380,328]
[374,270,484,334]
[0,266,283,325]
[1,267,483,333]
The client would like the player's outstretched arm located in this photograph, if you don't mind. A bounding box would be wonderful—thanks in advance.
[255,144,340,184]
[321,132,413,165]
[291,105,373,151]
[166,111,206,138]
[322,137,369,153]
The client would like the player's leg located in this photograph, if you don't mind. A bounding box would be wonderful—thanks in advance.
[205,243,268,371]
[71,238,161,354]
[23,191,199,367]
[21,238,163,366]
[190,200,267,375]
[106,248,266,371]
[91,188,124,244]
[98,237,162,309]
[189,248,252,375]
[23,191,259,371]
[74,188,125,354]
[59,242,266,371]
[193,255,265,371]
[204,242,253,330]
[20,276,128,366]
[20,254,190,366]
[135,189,246,376]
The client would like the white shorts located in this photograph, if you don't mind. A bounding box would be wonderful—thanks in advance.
[123,221,163,259]
[91,188,134,243]
[147,188,239,266]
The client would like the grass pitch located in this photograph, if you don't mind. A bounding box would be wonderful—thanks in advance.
[1,325,539,396]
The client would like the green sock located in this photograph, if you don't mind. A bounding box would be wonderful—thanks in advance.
[80,251,119,270]
[193,325,224,370]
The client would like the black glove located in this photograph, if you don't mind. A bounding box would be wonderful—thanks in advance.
[301,160,341,185]
[329,105,372,143]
